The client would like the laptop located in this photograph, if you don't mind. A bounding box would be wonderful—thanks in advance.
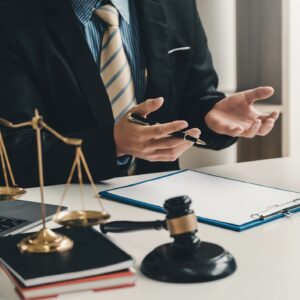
[0,200,65,237]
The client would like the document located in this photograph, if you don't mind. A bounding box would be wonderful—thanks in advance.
[101,170,300,231]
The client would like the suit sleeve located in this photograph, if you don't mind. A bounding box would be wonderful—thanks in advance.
[180,0,238,150]
[0,21,119,187]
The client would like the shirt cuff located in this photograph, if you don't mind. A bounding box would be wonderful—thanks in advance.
[117,155,131,167]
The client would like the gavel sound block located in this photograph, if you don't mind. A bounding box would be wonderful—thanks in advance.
[101,196,237,283]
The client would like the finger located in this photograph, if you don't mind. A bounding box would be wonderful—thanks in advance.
[241,120,261,138]
[243,86,274,105]
[185,128,201,137]
[130,97,164,117]
[143,120,189,138]
[258,118,275,136]
[144,129,200,161]
[149,136,187,150]
[220,124,244,137]
[230,127,245,137]
[148,141,193,162]
[207,117,244,136]
[182,128,202,144]
[259,110,280,122]
[150,132,199,161]
[150,128,201,149]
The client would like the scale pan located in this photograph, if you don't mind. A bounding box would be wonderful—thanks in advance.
[0,186,26,201]
[54,210,110,227]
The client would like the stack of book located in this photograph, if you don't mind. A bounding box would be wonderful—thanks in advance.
[0,227,136,300]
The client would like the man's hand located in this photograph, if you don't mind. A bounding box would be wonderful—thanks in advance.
[114,97,200,162]
[205,87,279,138]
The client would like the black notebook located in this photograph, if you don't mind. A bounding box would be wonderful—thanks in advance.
[0,227,134,287]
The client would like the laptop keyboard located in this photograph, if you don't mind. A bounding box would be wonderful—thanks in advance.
[0,216,27,233]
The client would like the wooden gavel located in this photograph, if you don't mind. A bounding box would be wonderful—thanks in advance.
[100,195,237,283]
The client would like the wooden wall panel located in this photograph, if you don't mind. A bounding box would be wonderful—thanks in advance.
[236,0,282,104]
[237,0,282,162]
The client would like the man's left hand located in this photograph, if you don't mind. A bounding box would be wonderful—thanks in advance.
[205,87,279,138]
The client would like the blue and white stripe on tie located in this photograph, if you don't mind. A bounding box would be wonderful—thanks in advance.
[95,4,137,121]
[71,0,145,105]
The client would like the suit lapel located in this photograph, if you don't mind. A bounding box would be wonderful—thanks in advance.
[42,0,114,126]
[42,0,170,125]
[134,0,170,120]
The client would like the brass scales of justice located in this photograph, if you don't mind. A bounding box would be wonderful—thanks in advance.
[0,110,110,253]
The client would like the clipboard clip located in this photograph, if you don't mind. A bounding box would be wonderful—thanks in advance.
[251,198,300,220]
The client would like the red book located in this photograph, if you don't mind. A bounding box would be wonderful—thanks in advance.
[1,265,136,300]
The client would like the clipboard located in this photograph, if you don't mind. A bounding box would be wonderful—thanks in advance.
[100,170,300,231]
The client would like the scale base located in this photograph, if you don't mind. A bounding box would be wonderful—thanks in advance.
[141,241,237,283]
[0,186,26,201]
[17,228,73,254]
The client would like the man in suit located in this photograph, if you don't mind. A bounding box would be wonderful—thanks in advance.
[0,0,278,187]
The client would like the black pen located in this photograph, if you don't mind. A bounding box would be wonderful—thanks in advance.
[127,113,207,146]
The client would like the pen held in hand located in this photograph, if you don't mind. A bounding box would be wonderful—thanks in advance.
[127,113,207,146]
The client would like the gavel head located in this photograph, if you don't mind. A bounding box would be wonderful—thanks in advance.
[163,195,200,251]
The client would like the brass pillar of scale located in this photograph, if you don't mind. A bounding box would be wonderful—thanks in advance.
[0,110,110,254]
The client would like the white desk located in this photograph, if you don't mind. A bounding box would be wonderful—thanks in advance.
[1,157,300,300]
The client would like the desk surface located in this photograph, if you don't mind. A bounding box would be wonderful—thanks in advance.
[1,157,300,300]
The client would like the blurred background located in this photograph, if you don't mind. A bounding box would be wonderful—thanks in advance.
[180,0,300,169]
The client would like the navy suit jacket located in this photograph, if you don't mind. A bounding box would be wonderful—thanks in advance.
[0,0,236,187]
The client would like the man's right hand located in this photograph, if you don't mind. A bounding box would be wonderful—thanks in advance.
[114,97,201,162]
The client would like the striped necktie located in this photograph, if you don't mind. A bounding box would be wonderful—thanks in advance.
[95,5,137,121]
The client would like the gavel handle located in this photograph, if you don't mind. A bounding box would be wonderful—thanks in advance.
[100,220,167,234]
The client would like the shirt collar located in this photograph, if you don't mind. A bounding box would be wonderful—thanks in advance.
[111,0,130,24]
[71,0,130,26]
